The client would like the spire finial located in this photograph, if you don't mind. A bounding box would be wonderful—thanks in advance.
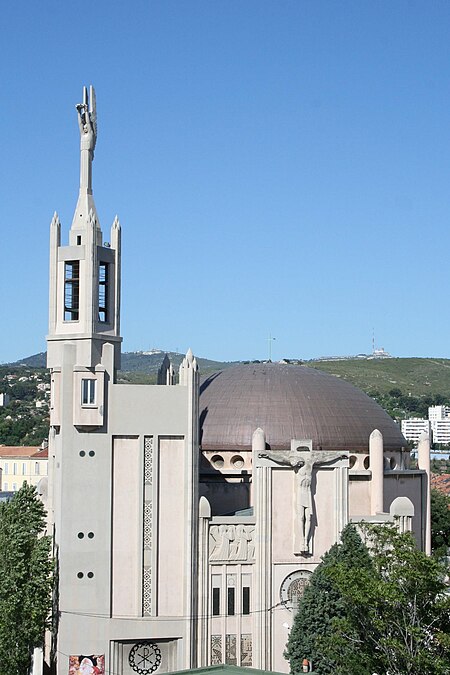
[76,85,97,194]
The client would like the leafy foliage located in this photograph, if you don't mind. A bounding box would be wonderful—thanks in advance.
[0,484,53,675]
[286,524,450,675]
[431,488,450,559]
[0,367,49,446]
[285,525,373,674]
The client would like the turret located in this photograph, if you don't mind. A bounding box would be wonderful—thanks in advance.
[47,86,122,371]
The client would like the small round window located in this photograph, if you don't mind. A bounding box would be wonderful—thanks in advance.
[231,455,244,469]
[211,454,224,469]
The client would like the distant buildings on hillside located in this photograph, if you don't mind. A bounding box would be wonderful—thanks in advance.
[401,406,450,446]
[313,347,392,362]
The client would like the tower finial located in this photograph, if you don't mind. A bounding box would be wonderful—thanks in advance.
[76,85,97,194]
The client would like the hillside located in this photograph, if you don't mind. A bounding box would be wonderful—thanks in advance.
[4,353,450,446]
[8,353,450,397]
[8,351,236,376]
[308,357,450,397]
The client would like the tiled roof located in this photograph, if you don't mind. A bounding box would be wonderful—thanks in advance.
[431,473,450,496]
[0,446,48,459]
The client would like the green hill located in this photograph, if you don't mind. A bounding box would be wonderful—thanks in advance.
[4,354,450,444]
[307,357,450,397]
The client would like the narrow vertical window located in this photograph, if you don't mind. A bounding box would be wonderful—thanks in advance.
[13,463,17,475]
[64,261,80,321]
[212,587,220,616]
[22,463,26,475]
[81,379,96,405]
[4,463,8,475]
[35,462,40,476]
[98,262,109,322]
[242,586,250,615]
[227,587,235,616]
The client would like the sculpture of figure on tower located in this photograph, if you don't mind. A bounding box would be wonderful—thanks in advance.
[258,447,347,553]
[75,85,97,193]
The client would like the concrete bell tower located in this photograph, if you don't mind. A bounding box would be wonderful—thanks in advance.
[47,85,122,374]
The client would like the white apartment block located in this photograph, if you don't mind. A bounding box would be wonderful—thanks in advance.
[401,406,450,446]
[431,420,450,445]
[401,418,431,444]
[428,405,450,421]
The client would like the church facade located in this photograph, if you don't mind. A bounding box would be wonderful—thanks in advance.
[46,87,431,675]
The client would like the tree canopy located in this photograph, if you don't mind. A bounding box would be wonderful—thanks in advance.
[285,524,374,674]
[0,483,53,675]
[286,523,450,675]
[431,487,450,559]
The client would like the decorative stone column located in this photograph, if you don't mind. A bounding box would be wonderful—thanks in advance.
[252,428,272,670]
[417,432,431,555]
[369,429,384,515]
[197,496,211,667]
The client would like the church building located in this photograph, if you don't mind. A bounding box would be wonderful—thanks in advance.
[46,87,431,675]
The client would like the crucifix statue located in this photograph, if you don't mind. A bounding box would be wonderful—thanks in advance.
[258,446,347,554]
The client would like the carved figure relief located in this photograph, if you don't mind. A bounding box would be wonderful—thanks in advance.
[210,635,222,665]
[259,447,347,554]
[240,634,252,667]
[225,634,237,666]
[209,524,255,562]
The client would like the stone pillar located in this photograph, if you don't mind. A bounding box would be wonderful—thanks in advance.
[179,348,200,667]
[252,428,272,670]
[417,433,431,555]
[334,459,349,542]
[197,496,211,667]
[369,429,384,515]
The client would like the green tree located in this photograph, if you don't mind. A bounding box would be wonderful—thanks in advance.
[286,524,450,675]
[285,524,373,675]
[431,488,450,559]
[0,484,53,675]
[328,525,450,675]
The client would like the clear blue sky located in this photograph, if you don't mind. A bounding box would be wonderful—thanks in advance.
[1,1,450,363]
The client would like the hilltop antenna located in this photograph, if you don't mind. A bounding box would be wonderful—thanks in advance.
[267,334,276,361]
[372,328,375,355]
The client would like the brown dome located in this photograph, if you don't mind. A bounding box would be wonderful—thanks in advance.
[199,363,406,451]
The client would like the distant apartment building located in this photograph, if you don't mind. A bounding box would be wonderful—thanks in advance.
[0,393,10,407]
[401,418,431,444]
[401,405,450,445]
[0,443,48,492]
[428,405,450,421]
[428,405,450,444]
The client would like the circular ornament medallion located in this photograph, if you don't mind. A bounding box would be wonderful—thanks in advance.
[128,642,162,675]
[280,570,312,611]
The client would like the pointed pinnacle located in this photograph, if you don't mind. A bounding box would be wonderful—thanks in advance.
[50,211,60,227]
[112,215,121,229]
